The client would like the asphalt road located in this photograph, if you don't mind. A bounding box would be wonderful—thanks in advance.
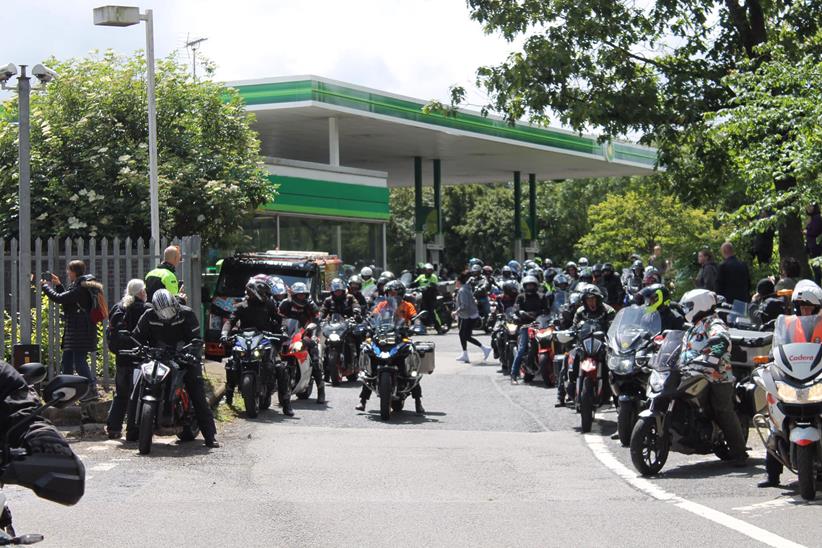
[5,331,819,547]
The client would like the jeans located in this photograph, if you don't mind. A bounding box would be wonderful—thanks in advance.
[510,326,530,380]
[477,297,491,318]
[61,350,97,388]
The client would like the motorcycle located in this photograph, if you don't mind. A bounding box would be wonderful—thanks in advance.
[226,329,287,418]
[359,304,434,420]
[522,314,556,385]
[280,319,318,401]
[630,331,750,475]
[0,372,88,545]
[558,319,609,433]
[410,286,453,335]
[479,293,498,334]
[753,314,822,500]
[499,309,521,375]
[120,339,204,455]
[606,306,661,446]
[321,313,360,385]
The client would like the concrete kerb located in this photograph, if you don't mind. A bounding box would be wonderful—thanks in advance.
[54,360,226,440]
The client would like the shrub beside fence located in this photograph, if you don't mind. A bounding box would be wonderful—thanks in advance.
[1,235,202,389]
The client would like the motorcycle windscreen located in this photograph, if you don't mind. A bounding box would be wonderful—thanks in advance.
[283,318,301,338]
[371,298,406,331]
[650,330,686,371]
[607,305,661,353]
[773,314,822,346]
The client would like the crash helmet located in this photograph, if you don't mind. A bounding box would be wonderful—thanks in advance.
[468,257,484,268]
[376,276,389,291]
[642,267,661,287]
[330,278,347,298]
[534,257,543,266]
[631,259,644,276]
[360,266,374,281]
[565,261,578,277]
[640,283,670,314]
[602,263,615,275]
[554,273,571,290]
[291,282,310,303]
[523,260,537,271]
[348,275,363,292]
[507,260,521,274]
[544,268,557,284]
[543,258,554,268]
[482,265,493,276]
[502,280,520,297]
[527,268,543,283]
[679,289,717,323]
[152,289,181,322]
[470,264,482,274]
[268,276,288,301]
[423,263,434,273]
[521,275,540,294]
[569,291,582,307]
[381,270,396,282]
[245,276,272,303]
[592,263,603,276]
[578,257,590,267]
[580,284,604,310]
[579,267,594,283]
[385,279,405,297]
[501,265,514,279]
[792,279,822,315]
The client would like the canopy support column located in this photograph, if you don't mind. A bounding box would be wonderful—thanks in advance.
[414,156,425,265]
[526,173,538,258]
[328,116,340,166]
[513,171,523,262]
[429,159,443,268]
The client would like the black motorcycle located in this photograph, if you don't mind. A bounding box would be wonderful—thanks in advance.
[0,371,88,545]
[606,306,661,446]
[498,309,521,375]
[322,313,360,385]
[227,330,287,418]
[558,319,609,433]
[120,339,203,455]
[630,331,750,475]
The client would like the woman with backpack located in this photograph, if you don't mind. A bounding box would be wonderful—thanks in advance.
[41,260,103,401]
[105,279,151,440]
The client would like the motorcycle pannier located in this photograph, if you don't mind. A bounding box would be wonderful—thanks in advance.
[729,328,773,369]
[416,341,436,375]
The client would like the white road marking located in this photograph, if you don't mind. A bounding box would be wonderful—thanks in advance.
[85,444,109,452]
[584,433,805,548]
[89,462,118,472]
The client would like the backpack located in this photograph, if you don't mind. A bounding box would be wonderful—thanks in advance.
[89,287,109,325]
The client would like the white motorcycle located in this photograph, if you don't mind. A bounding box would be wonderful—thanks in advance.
[753,314,822,500]
[280,318,317,400]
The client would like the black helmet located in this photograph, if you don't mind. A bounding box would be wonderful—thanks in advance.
[381,271,396,282]
[543,258,554,268]
[245,277,271,302]
[152,289,181,322]
[579,267,594,282]
[642,267,661,287]
[385,279,405,297]
[502,280,519,296]
[602,263,614,274]
[592,263,602,275]
[631,259,644,273]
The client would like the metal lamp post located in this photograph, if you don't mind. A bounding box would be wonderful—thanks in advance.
[1,62,57,345]
[93,5,160,258]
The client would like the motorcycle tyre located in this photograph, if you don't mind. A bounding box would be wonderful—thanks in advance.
[296,377,314,400]
[617,399,636,447]
[138,403,154,455]
[379,373,392,421]
[328,349,342,386]
[580,377,594,433]
[241,375,258,418]
[178,414,200,442]
[630,416,669,476]
[539,354,554,388]
[797,443,817,501]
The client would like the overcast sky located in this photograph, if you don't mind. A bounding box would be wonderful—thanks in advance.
[2,0,519,107]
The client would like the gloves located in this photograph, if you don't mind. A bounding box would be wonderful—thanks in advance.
[27,430,73,457]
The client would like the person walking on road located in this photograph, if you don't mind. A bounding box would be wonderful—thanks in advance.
[454,271,491,363]
[695,249,719,292]
[717,242,751,303]
[41,260,102,401]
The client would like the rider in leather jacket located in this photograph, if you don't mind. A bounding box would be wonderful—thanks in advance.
[279,283,324,405]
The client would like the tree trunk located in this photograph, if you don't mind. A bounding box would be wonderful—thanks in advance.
[775,177,811,277]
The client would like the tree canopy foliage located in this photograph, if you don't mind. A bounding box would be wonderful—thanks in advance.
[0,50,273,248]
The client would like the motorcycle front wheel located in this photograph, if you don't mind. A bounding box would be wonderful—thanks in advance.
[379,373,392,421]
[797,443,817,501]
[241,375,258,418]
[579,377,594,433]
[178,413,200,442]
[539,353,554,388]
[328,349,341,386]
[617,399,637,447]
[630,416,669,476]
[138,403,155,455]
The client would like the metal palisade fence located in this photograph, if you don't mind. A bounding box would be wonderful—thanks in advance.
[0,235,202,389]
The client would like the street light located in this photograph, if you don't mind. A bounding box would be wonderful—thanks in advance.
[1,62,58,345]
[93,5,160,258]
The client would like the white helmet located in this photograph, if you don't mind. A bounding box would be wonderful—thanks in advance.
[424,263,434,271]
[679,289,717,323]
[360,266,373,280]
[578,257,589,267]
[792,279,822,315]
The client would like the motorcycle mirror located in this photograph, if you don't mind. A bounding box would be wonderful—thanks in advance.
[18,363,47,385]
[43,375,90,409]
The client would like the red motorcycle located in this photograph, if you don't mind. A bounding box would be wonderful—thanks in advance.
[280,319,316,401]
[521,314,556,385]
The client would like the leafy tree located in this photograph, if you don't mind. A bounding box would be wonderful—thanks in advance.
[0,50,273,248]
[455,0,822,267]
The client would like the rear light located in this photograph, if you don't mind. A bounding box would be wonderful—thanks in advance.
[796,438,815,447]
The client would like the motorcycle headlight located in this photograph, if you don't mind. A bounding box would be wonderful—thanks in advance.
[775,381,822,404]
[649,370,669,393]
[328,334,341,342]
[292,341,304,352]
[141,361,170,381]
[608,355,635,374]
[252,349,261,359]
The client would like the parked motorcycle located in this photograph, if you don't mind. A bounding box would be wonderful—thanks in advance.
[630,331,750,475]
[227,329,287,418]
[281,319,317,401]
[0,373,89,544]
[360,304,434,420]
[322,313,360,385]
[121,339,204,455]
[606,306,660,446]
[753,314,822,500]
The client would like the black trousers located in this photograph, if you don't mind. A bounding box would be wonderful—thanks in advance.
[709,381,746,459]
[107,366,138,433]
[184,362,217,441]
[458,317,482,351]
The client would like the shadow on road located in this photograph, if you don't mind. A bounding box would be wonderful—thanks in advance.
[361,410,445,425]
[654,457,766,480]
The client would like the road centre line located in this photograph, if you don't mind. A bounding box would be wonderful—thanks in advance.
[584,433,805,548]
